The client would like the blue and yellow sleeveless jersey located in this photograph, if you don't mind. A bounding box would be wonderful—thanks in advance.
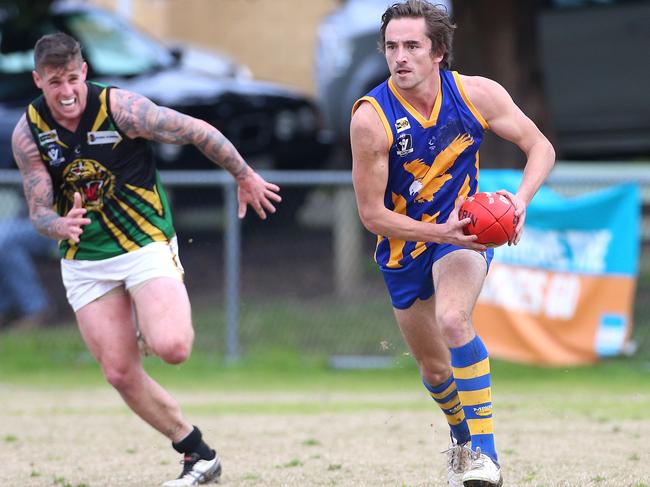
[352,70,488,269]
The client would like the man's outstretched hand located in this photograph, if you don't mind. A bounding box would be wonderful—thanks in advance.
[236,169,281,220]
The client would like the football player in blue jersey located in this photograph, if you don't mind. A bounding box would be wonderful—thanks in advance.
[12,32,281,486]
[350,1,555,486]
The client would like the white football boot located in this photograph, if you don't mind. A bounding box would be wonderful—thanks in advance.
[162,451,221,486]
[462,447,503,487]
[443,438,473,487]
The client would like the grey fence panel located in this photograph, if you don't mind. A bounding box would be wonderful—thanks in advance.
[546,163,650,240]
[1,164,648,360]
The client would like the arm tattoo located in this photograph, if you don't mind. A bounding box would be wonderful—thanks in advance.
[194,126,249,178]
[111,89,248,177]
[12,116,61,239]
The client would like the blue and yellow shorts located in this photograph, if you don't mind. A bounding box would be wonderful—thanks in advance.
[380,243,494,310]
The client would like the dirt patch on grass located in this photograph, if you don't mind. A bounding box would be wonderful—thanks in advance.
[2,385,648,486]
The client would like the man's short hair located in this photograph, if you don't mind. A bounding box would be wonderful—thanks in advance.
[379,0,456,69]
[34,32,83,73]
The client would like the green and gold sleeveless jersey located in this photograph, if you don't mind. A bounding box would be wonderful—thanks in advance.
[26,81,175,260]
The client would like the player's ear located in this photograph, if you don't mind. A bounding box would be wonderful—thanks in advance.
[81,61,88,79]
[32,70,43,89]
[431,48,444,64]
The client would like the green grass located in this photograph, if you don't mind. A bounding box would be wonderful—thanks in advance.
[1,250,649,394]
[194,294,404,357]
[1,319,649,395]
[1,317,648,424]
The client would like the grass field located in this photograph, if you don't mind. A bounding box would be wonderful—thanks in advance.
[2,321,650,486]
[1,253,650,486]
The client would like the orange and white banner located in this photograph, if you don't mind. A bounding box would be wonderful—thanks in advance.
[475,171,640,365]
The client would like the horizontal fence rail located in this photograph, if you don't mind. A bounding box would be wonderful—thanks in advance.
[3,163,649,188]
[1,162,649,360]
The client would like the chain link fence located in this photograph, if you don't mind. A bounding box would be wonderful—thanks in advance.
[1,165,648,362]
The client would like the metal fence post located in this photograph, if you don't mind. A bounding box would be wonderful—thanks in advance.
[333,187,362,297]
[224,182,241,363]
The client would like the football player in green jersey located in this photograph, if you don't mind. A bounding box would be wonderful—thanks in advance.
[12,32,281,486]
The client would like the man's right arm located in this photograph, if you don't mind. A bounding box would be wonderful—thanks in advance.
[11,115,89,242]
[350,102,483,249]
[109,88,280,220]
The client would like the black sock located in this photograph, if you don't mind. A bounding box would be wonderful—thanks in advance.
[172,426,215,461]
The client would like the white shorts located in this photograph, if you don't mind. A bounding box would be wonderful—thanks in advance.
[61,237,185,312]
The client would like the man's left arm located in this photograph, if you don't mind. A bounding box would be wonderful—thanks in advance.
[110,88,280,219]
[463,75,556,243]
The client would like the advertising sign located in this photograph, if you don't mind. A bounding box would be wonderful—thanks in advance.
[475,170,640,365]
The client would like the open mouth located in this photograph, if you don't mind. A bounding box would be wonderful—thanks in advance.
[60,97,76,107]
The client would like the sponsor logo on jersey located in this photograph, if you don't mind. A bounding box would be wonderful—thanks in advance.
[396,133,413,157]
[87,130,122,145]
[38,129,59,145]
[395,117,411,133]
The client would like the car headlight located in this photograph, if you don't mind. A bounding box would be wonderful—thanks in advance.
[274,110,299,141]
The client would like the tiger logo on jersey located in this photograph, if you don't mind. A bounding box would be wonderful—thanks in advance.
[62,159,116,211]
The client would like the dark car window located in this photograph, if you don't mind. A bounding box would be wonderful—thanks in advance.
[0,18,57,102]
[539,0,650,158]
[0,25,50,73]
[0,7,175,102]
[0,2,331,174]
[64,9,174,77]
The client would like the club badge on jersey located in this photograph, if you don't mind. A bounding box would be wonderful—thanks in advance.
[46,143,65,167]
[396,133,413,157]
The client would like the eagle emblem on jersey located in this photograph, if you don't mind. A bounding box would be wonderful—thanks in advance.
[403,133,474,203]
[62,159,116,211]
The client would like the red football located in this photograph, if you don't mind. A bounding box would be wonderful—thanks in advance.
[459,192,516,247]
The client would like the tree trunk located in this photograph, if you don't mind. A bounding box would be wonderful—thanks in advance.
[453,0,554,168]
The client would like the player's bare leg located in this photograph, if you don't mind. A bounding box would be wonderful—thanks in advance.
[76,289,191,440]
[394,295,450,384]
[76,287,220,486]
[395,297,471,486]
[431,249,486,346]
[433,250,502,487]
[130,277,194,366]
